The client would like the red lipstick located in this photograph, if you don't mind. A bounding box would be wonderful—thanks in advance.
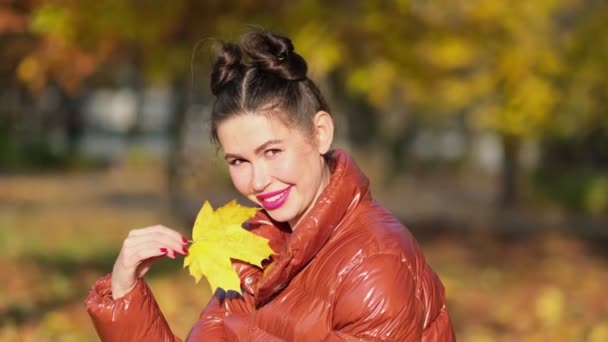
[256,186,291,210]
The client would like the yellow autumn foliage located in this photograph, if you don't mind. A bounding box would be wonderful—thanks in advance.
[184,200,273,293]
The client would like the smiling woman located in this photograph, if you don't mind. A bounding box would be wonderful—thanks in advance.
[219,113,332,227]
[84,29,456,341]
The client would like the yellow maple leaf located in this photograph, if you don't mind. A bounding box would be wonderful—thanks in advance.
[183,200,273,293]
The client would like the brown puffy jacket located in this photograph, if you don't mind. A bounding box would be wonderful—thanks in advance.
[85,149,455,341]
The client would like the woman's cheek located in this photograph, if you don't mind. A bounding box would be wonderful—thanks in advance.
[229,167,251,196]
[272,154,298,183]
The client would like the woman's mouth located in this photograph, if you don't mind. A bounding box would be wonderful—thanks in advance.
[256,186,291,210]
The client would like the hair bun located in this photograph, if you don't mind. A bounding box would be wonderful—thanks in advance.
[210,42,245,96]
[241,30,307,81]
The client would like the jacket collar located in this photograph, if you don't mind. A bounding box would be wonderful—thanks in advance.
[248,149,371,305]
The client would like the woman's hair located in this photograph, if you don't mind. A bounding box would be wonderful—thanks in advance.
[209,29,330,144]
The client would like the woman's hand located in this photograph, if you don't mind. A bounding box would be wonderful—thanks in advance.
[111,225,189,299]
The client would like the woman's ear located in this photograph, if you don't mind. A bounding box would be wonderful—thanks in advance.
[312,111,334,154]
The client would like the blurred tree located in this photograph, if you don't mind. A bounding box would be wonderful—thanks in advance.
[326,1,566,206]
[557,0,608,140]
[5,0,607,211]
[535,0,608,215]
[9,0,280,213]
[305,0,593,207]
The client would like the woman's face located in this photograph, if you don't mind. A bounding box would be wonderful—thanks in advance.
[217,112,332,228]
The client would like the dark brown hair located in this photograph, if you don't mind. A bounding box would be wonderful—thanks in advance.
[209,29,330,144]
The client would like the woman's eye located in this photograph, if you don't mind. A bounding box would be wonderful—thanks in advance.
[228,159,244,166]
[265,149,281,157]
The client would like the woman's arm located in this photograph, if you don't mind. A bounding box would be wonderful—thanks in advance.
[84,224,187,341]
[85,224,259,341]
[85,274,255,342]
[186,290,255,341]
[186,261,259,340]
[85,273,181,341]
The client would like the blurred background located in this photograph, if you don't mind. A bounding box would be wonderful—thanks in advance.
[1,0,607,341]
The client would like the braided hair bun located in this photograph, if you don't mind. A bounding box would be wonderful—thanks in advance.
[241,30,307,81]
[208,29,329,144]
[210,42,244,96]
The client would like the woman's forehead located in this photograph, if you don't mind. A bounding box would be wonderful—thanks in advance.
[217,113,302,152]
[220,113,289,134]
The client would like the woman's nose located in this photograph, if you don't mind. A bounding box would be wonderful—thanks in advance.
[251,163,271,192]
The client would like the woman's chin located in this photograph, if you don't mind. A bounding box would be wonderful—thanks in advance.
[266,211,290,223]
[265,208,296,225]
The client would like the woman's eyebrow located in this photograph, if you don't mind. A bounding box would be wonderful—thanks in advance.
[224,139,282,161]
[254,139,282,154]
[223,152,241,161]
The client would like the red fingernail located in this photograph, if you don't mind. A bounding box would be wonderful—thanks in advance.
[160,247,167,254]
[181,236,189,244]
[182,246,189,254]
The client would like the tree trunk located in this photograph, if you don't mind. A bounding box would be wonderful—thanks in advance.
[500,134,520,207]
[166,76,188,224]
[63,88,84,156]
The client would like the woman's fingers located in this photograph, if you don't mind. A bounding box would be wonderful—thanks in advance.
[111,225,189,299]
[125,226,186,251]
[121,233,187,262]
[128,225,188,245]
[122,244,172,267]
[137,255,164,278]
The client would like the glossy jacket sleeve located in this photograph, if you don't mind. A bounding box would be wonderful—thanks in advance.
[325,254,425,341]
[186,289,256,341]
[84,273,180,342]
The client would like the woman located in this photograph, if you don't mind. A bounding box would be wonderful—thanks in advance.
[85,29,455,341]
